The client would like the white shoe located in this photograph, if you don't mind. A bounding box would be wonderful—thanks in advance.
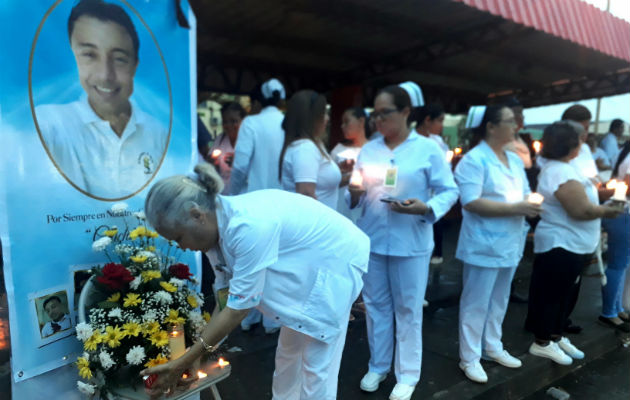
[430,256,443,265]
[360,371,386,392]
[557,337,585,359]
[459,361,488,383]
[389,383,415,400]
[528,342,572,365]
[482,349,522,368]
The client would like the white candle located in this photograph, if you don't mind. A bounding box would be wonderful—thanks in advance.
[218,357,230,368]
[532,140,542,154]
[445,150,454,163]
[527,192,544,205]
[168,324,186,360]
[349,170,363,186]
[613,182,628,201]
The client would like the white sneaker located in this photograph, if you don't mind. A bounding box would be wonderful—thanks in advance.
[360,371,386,392]
[482,349,522,368]
[528,342,572,365]
[459,361,488,383]
[389,383,415,400]
[558,337,585,359]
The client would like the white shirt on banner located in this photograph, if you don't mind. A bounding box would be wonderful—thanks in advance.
[348,133,459,257]
[281,139,341,209]
[214,190,369,343]
[40,314,72,338]
[229,106,284,194]
[36,97,168,198]
[534,160,600,255]
[454,141,531,268]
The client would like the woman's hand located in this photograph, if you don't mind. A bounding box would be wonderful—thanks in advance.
[141,356,191,398]
[600,203,624,219]
[338,159,355,174]
[390,198,430,215]
[510,201,543,218]
[348,184,366,208]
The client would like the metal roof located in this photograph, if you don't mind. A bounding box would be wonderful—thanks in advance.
[191,0,630,111]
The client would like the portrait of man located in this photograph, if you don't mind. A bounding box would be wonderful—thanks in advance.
[38,294,72,338]
[35,0,168,198]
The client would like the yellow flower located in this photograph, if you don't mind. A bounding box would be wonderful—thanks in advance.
[83,330,103,351]
[130,226,147,238]
[130,254,148,263]
[186,295,198,308]
[146,245,156,252]
[76,357,92,379]
[164,309,186,325]
[202,311,211,322]
[104,325,124,348]
[149,330,169,347]
[129,231,139,240]
[103,228,118,237]
[122,322,141,338]
[144,353,168,368]
[141,270,161,283]
[159,281,177,293]
[147,230,159,238]
[106,292,121,302]
[143,321,161,336]
[123,293,142,307]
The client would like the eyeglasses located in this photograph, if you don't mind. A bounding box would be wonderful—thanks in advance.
[372,108,398,120]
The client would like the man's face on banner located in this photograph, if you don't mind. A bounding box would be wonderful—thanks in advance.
[70,16,138,117]
[44,298,64,322]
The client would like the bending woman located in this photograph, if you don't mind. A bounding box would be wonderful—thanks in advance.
[141,163,370,399]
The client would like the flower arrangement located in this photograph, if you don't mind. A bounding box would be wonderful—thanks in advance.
[75,203,210,398]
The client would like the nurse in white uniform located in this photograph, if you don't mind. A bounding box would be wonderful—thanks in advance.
[455,105,541,383]
[349,85,458,400]
[141,163,369,399]
[280,90,341,209]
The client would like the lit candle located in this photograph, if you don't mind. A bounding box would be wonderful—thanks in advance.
[606,179,618,190]
[168,324,186,360]
[197,370,208,379]
[211,149,222,159]
[349,170,363,187]
[445,150,454,163]
[532,140,542,154]
[612,182,628,201]
[218,357,230,368]
[527,192,544,205]
[454,147,462,156]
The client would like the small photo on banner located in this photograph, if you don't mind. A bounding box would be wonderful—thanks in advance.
[30,288,75,346]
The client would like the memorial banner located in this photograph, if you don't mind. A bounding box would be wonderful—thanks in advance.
[0,0,198,383]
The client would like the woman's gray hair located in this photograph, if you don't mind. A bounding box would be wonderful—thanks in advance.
[144,163,224,232]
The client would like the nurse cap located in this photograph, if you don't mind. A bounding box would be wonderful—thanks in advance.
[398,81,424,108]
[261,78,286,100]
[465,105,487,129]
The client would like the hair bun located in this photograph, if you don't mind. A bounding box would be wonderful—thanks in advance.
[194,162,224,195]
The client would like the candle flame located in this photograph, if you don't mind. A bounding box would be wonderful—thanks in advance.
[533,140,542,154]
[527,192,544,205]
[218,358,230,367]
[197,370,208,379]
[349,170,363,186]
[606,179,618,190]
[182,373,189,379]
[170,331,179,337]
[445,150,454,163]
[454,147,462,155]
[211,149,222,158]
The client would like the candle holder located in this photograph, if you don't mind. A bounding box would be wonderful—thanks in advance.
[168,323,186,361]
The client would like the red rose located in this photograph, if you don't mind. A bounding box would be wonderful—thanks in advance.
[168,263,193,280]
[97,263,134,290]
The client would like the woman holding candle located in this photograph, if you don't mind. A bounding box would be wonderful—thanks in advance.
[526,121,622,365]
[454,105,541,383]
[599,141,630,331]
[280,90,342,210]
[348,85,458,400]
[140,163,369,399]
[208,102,246,193]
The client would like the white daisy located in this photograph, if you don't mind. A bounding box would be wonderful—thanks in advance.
[99,351,115,370]
[126,345,146,365]
[77,381,96,395]
[133,211,146,220]
[75,322,94,342]
[110,202,128,213]
[92,237,112,252]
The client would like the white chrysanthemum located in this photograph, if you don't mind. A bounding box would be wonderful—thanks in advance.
[138,250,156,259]
[129,276,142,290]
[188,311,205,333]
[143,310,158,322]
[111,202,128,213]
[82,352,90,361]
[76,322,93,342]
[77,381,96,395]
[169,278,185,289]
[108,308,122,319]
[133,211,146,220]
[126,345,146,365]
[99,351,115,370]
[153,291,173,305]
[194,293,205,307]
[92,237,112,252]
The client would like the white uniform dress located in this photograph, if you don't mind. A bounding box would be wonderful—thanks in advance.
[213,190,370,399]
[229,106,284,195]
[281,139,341,209]
[35,97,168,198]
[454,141,531,365]
[348,133,458,385]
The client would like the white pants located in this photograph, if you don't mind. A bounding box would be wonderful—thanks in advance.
[241,308,281,330]
[458,263,516,365]
[271,325,348,400]
[362,253,430,386]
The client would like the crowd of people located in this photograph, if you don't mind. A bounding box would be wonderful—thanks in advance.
[142,78,629,400]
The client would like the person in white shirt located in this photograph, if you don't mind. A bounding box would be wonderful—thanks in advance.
[586,133,611,172]
[35,0,168,199]
[348,85,459,400]
[526,121,620,365]
[280,90,341,209]
[208,102,246,193]
[229,78,286,195]
[599,119,625,168]
[40,296,72,338]
[455,105,541,383]
[141,163,370,399]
